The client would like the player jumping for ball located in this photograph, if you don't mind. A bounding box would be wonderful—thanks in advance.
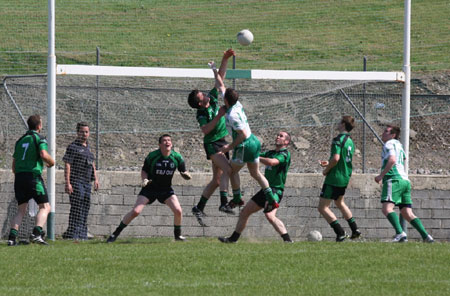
[188,49,235,226]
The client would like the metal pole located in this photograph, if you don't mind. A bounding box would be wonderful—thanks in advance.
[232,55,236,89]
[47,0,56,240]
[362,56,367,173]
[340,89,383,145]
[96,47,100,169]
[400,0,411,234]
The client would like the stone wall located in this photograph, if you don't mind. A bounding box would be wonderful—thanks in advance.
[1,170,449,241]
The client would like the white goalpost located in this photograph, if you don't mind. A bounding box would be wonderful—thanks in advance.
[46,1,412,240]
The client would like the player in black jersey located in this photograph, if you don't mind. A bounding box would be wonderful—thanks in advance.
[107,134,191,242]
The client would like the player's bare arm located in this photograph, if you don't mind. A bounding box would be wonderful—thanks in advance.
[220,129,248,154]
[322,154,339,176]
[180,171,192,180]
[218,49,235,80]
[200,106,226,135]
[210,61,226,95]
[41,149,55,167]
[260,157,280,167]
[12,158,15,174]
[375,155,396,184]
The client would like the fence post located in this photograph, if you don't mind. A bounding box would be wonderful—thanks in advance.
[362,56,367,173]
[96,47,100,169]
[232,55,236,89]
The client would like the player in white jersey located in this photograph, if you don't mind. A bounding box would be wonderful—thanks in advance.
[375,125,434,243]
[217,88,278,213]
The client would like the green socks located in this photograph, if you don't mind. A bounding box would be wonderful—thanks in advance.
[232,189,242,203]
[387,212,403,234]
[410,218,428,239]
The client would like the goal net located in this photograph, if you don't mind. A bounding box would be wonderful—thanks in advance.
[2,69,407,176]
[3,67,450,239]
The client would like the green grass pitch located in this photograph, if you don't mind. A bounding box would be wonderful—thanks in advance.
[1,238,449,295]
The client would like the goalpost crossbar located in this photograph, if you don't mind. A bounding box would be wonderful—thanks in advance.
[56,64,405,82]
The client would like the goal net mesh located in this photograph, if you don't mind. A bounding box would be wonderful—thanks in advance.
[3,73,449,239]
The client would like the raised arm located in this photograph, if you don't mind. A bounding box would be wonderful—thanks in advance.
[214,49,235,93]
[218,49,235,80]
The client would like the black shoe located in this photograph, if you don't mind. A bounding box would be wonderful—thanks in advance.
[227,199,244,209]
[106,234,117,243]
[7,239,18,246]
[175,235,186,242]
[336,233,348,242]
[30,234,48,245]
[218,236,236,244]
[192,206,207,227]
[351,229,362,239]
[219,204,235,215]
[62,232,73,240]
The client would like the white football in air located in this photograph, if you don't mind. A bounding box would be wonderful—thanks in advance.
[307,230,323,242]
[237,29,254,46]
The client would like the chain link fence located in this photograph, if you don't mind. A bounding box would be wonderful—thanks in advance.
[1,75,449,175]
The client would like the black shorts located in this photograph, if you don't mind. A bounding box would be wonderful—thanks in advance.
[251,188,284,208]
[138,185,175,205]
[204,137,230,160]
[320,183,346,200]
[14,172,49,205]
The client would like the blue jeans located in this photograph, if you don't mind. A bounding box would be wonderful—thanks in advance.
[66,182,91,239]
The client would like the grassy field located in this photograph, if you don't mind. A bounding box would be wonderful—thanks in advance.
[1,238,449,295]
[0,0,449,74]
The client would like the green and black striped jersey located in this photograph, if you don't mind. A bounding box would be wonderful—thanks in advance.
[324,133,354,187]
[13,130,48,175]
[142,149,186,188]
[260,148,291,190]
[196,88,228,144]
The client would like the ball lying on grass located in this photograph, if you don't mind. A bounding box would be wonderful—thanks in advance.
[307,230,323,242]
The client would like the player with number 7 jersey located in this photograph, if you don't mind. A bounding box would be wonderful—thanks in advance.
[8,115,55,247]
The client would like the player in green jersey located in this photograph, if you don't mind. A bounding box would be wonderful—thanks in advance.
[107,134,192,242]
[8,115,55,246]
[375,125,434,243]
[219,131,293,243]
[217,87,279,213]
[188,49,235,226]
[318,116,361,242]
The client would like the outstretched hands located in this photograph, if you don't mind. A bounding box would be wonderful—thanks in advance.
[208,61,217,71]
[223,48,235,59]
